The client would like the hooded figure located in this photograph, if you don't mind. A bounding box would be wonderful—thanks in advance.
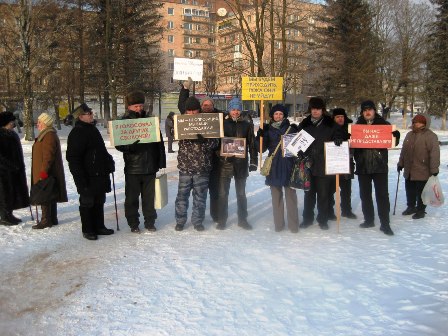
[165,112,176,153]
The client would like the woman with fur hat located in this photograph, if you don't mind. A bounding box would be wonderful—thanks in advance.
[0,112,30,226]
[397,114,440,219]
[31,113,68,229]
[298,97,344,230]
[256,104,300,232]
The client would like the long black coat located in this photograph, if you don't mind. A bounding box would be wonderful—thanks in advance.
[115,110,166,175]
[66,120,115,195]
[0,128,30,210]
[219,116,257,178]
[299,114,343,177]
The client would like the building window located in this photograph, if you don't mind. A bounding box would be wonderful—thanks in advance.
[208,37,215,45]
[195,37,201,44]
[184,36,192,44]
[192,9,198,16]
[184,23,192,30]
[168,63,174,70]
[167,21,174,29]
[192,0,197,5]
[168,7,174,15]
[170,77,174,84]
[168,35,174,43]
[168,49,175,57]
[247,15,251,23]
[184,50,193,58]
[195,51,201,57]
[184,8,191,15]
[195,24,201,31]
[181,0,187,4]
[234,45,242,52]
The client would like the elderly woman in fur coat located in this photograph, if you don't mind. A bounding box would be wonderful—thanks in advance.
[31,113,68,229]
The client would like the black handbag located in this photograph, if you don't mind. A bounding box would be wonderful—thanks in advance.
[30,176,58,205]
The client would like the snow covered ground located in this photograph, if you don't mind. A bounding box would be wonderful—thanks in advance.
[1,114,447,336]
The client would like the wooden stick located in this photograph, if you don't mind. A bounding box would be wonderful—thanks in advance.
[336,174,340,234]
[259,100,264,167]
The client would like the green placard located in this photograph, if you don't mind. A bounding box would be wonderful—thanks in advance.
[109,117,161,146]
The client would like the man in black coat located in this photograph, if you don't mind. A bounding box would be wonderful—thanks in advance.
[165,111,175,153]
[115,91,166,233]
[353,100,400,236]
[216,97,257,230]
[66,103,115,240]
[0,112,30,226]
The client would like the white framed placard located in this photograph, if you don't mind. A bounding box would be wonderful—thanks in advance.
[173,57,204,81]
[325,141,350,175]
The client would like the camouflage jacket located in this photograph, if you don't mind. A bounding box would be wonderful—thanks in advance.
[177,138,219,174]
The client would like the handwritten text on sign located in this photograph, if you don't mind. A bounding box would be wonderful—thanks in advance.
[241,77,283,100]
[173,58,204,81]
[109,117,161,146]
[348,124,396,148]
[174,113,224,140]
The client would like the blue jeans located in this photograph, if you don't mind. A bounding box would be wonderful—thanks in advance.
[175,173,209,227]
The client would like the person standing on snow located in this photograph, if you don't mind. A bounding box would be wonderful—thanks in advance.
[165,111,176,153]
[66,103,115,240]
[398,114,440,219]
[215,97,257,230]
[115,91,166,233]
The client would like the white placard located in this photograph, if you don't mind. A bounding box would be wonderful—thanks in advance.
[325,141,350,175]
[285,129,315,155]
[173,58,204,81]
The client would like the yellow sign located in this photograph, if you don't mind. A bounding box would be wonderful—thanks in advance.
[58,101,69,118]
[241,77,284,101]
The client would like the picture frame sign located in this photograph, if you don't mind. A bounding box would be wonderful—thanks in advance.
[220,137,246,158]
[174,113,224,140]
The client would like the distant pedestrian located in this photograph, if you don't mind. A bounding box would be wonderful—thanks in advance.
[165,111,175,153]
[398,114,440,219]
[0,112,30,226]
[31,113,68,229]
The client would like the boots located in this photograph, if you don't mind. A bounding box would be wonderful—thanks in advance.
[6,211,22,224]
[92,205,114,235]
[51,202,58,225]
[0,210,17,226]
[380,223,394,236]
[412,211,426,219]
[79,206,97,240]
[32,205,53,229]
[402,207,417,215]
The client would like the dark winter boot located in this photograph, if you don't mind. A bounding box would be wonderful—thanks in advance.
[0,212,17,226]
[341,211,357,219]
[51,202,58,225]
[80,206,97,240]
[6,211,22,224]
[175,224,184,231]
[402,207,417,216]
[92,205,114,235]
[380,223,394,236]
[359,221,375,228]
[144,219,157,232]
[412,211,426,219]
[32,205,53,229]
[238,220,253,230]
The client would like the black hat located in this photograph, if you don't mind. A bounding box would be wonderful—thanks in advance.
[332,108,353,123]
[126,91,145,106]
[0,111,16,127]
[308,97,326,111]
[185,96,201,112]
[361,100,376,112]
[72,103,92,119]
[269,104,288,118]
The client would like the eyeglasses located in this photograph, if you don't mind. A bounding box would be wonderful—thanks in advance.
[81,111,93,115]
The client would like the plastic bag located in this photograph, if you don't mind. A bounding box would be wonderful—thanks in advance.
[421,176,444,207]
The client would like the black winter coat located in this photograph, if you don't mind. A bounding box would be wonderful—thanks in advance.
[219,117,257,178]
[66,120,115,195]
[353,113,400,175]
[115,110,166,175]
[299,114,344,177]
[177,88,221,114]
[0,128,30,210]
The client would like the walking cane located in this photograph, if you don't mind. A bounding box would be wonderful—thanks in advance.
[393,171,401,215]
[112,172,120,231]
[29,204,34,221]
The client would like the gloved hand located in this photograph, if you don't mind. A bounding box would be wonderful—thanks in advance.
[196,134,206,143]
[183,77,193,90]
[257,128,264,137]
[334,138,343,146]
[397,165,403,173]
[249,164,257,172]
[108,159,115,173]
[39,171,48,180]
[129,140,140,152]
[392,130,400,138]
[433,172,438,176]
[297,150,304,157]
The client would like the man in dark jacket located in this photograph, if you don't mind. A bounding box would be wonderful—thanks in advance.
[216,97,257,230]
[165,111,175,153]
[299,97,344,230]
[0,112,30,226]
[67,103,115,240]
[115,91,166,233]
[354,100,400,236]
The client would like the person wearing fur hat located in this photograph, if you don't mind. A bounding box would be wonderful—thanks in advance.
[67,103,116,240]
[165,111,176,153]
[353,100,400,236]
[330,108,357,219]
[115,91,166,233]
[398,114,440,219]
[215,97,258,230]
[31,113,68,229]
[256,104,300,232]
[0,112,30,226]
[298,97,344,230]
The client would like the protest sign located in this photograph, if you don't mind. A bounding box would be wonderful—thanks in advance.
[241,77,283,101]
[221,137,246,158]
[109,117,161,146]
[174,113,223,140]
[348,124,396,148]
[285,129,315,156]
[173,58,203,81]
[325,142,350,175]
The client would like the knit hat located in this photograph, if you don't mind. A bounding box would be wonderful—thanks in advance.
[412,114,426,125]
[308,97,326,111]
[184,96,201,112]
[228,97,243,112]
[0,111,16,127]
[72,103,92,119]
[200,96,214,106]
[126,91,145,106]
[38,112,55,127]
[361,100,376,112]
[269,104,288,118]
[168,111,175,117]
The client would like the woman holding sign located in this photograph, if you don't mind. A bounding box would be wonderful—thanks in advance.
[256,104,299,233]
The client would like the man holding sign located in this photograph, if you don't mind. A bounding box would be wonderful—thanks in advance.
[115,91,166,233]
[353,100,400,236]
